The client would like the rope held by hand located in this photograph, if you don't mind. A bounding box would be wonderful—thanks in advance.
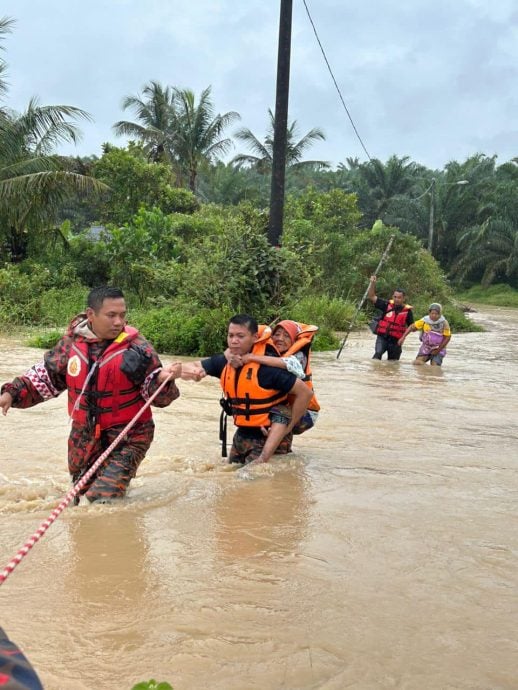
[0,372,173,586]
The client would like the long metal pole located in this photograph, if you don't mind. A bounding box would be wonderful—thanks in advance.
[268,0,293,247]
[336,235,395,359]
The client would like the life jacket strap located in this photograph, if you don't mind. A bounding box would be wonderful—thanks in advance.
[219,398,229,458]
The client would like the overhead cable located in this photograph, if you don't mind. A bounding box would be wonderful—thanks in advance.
[301,0,373,161]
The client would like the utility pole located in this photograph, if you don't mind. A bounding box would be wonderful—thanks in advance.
[427,177,436,253]
[268,0,293,247]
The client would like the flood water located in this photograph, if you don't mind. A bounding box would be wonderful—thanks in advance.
[0,307,517,690]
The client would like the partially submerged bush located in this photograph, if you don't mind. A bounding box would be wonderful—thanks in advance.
[132,305,231,356]
[131,680,173,690]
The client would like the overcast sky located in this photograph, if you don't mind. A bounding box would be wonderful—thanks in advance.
[2,0,517,170]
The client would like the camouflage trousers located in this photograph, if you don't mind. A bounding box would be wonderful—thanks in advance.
[228,428,292,465]
[68,420,154,502]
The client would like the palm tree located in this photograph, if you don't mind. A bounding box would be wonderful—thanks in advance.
[172,86,240,192]
[0,16,15,108]
[352,155,419,227]
[114,83,239,193]
[433,155,496,267]
[454,218,518,286]
[0,100,105,261]
[0,17,105,261]
[113,80,178,164]
[338,157,361,171]
[231,108,329,173]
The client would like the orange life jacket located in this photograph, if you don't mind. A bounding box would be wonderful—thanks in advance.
[220,324,288,428]
[282,322,320,412]
[375,301,413,340]
[66,326,152,432]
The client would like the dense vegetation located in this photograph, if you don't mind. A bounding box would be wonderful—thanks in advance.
[2,16,517,355]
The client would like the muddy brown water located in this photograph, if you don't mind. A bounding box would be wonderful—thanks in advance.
[0,307,517,690]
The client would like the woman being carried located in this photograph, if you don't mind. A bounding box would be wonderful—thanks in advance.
[223,320,319,461]
[239,320,319,434]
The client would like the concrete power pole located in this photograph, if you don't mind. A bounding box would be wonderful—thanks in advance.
[268,0,293,247]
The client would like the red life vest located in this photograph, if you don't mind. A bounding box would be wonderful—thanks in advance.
[66,327,152,431]
[220,325,288,428]
[282,322,320,412]
[375,301,412,340]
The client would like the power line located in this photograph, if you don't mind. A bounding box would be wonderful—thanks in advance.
[301,0,373,162]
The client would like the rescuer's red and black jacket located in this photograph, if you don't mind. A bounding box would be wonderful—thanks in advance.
[66,327,153,432]
[1,314,178,421]
[375,300,413,340]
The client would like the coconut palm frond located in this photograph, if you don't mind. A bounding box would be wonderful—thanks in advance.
[0,170,107,199]
[233,110,327,175]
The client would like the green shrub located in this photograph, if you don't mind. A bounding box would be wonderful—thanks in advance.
[312,326,340,351]
[287,295,357,331]
[102,207,183,303]
[68,232,112,287]
[38,287,86,327]
[0,264,84,326]
[131,680,173,690]
[131,305,231,356]
[455,283,518,308]
[195,307,233,355]
[25,330,63,349]
[93,147,186,225]
[158,185,199,215]
[177,218,308,318]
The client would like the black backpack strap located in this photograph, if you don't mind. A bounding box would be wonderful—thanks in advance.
[219,398,230,458]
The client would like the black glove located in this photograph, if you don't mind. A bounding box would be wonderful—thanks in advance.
[121,344,152,385]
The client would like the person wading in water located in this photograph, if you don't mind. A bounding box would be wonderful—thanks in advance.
[398,302,451,366]
[0,286,182,503]
[181,314,312,465]
[367,275,414,361]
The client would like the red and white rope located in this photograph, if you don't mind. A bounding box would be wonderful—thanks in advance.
[0,373,173,586]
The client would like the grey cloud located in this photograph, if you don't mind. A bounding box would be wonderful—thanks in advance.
[2,0,517,167]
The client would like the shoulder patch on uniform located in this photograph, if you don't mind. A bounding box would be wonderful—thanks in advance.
[67,354,82,377]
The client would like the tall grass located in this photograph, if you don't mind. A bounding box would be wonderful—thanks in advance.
[456,284,518,308]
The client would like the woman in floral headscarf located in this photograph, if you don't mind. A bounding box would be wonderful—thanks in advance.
[231,320,320,445]
[398,303,451,366]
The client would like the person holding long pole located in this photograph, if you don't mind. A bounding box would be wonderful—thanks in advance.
[367,278,414,361]
[336,235,395,359]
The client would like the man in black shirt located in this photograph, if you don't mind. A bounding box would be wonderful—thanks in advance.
[182,314,312,464]
[367,275,414,361]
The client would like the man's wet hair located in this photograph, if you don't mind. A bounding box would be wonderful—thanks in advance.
[87,286,125,312]
[393,288,406,296]
[229,314,258,334]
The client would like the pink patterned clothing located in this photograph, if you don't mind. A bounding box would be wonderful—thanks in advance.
[414,315,451,357]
